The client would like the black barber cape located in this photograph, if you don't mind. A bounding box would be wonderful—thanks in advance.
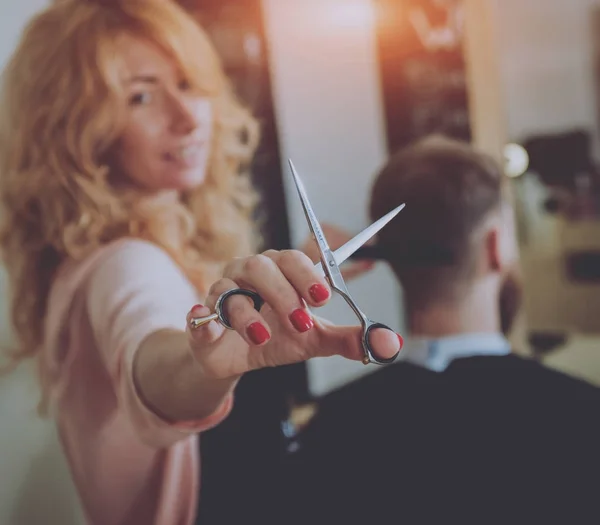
[288,339,600,525]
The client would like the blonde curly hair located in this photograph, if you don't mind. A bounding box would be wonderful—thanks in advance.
[0,0,261,368]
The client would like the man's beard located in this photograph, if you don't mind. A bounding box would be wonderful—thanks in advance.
[499,269,523,335]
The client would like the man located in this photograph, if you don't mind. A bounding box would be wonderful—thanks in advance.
[290,136,600,524]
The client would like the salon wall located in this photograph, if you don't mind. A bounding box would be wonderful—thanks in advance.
[0,1,47,71]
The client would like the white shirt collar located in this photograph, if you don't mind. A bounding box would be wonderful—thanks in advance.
[397,332,511,372]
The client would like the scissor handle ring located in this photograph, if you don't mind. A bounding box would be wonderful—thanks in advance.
[362,322,400,365]
[215,288,265,330]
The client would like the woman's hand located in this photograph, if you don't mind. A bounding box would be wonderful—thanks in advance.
[298,222,375,282]
[186,249,402,380]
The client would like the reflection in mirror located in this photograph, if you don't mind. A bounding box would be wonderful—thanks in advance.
[496,1,600,382]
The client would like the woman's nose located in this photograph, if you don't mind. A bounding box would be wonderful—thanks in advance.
[169,96,200,135]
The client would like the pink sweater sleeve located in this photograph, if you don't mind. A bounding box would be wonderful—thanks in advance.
[84,239,233,448]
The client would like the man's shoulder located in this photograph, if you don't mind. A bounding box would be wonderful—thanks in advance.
[321,360,439,405]
[304,362,442,436]
[298,362,445,458]
[446,353,600,398]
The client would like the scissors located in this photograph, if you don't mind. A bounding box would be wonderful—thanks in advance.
[190,159,405,365]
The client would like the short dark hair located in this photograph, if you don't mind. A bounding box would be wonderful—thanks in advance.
[369,134,506,307]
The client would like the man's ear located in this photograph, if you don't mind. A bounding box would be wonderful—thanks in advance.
[485,227,502,272]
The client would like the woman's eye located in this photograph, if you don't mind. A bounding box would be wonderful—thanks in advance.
[129,92,152,106]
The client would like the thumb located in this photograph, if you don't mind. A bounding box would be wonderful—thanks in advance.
[314,316,403,362]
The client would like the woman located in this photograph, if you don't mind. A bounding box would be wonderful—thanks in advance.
[0,0,401,523]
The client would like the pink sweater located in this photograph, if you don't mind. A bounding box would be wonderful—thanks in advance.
[39,238,233,525]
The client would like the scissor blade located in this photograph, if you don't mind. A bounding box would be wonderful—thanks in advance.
[312,204,405,276]
[334,204,405,265]
[288,159,333,256]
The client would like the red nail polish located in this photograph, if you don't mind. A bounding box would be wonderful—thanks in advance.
[247,322,270,345]
[309,284,330,303]
[397,333,404,350]
[290,309,314,333]
[191,304,204,315]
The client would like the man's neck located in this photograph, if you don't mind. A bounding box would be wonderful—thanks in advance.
[407,279,502,339]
